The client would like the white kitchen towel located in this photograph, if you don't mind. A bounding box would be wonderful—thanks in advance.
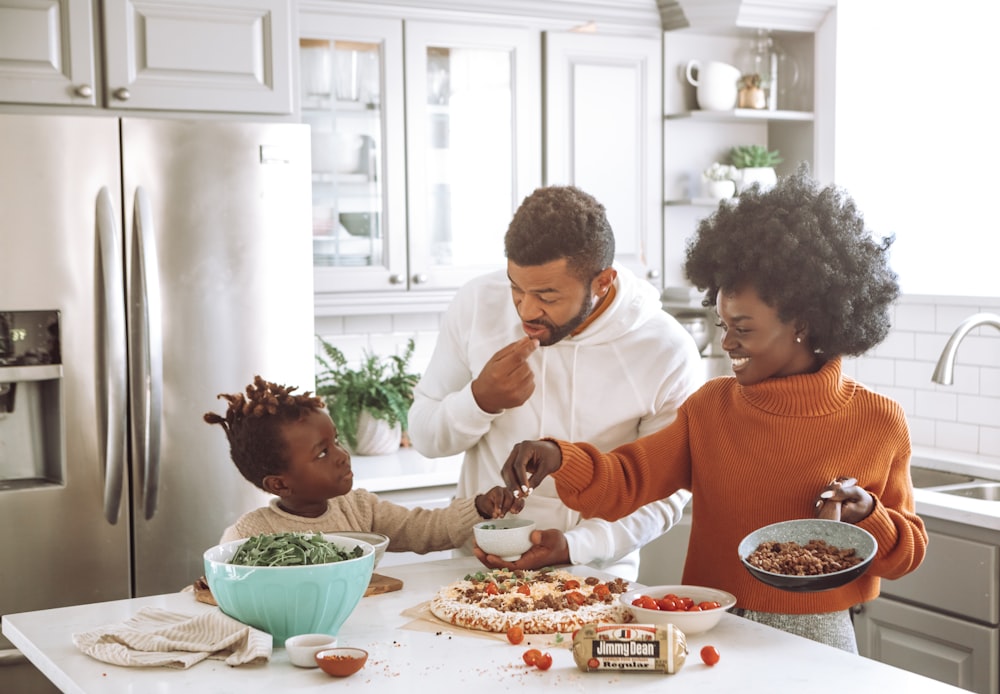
[72,606,272,669]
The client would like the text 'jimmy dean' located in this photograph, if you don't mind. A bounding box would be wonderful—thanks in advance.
[593,640,660,657]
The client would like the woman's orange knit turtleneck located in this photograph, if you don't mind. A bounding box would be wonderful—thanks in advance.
[552,357,927,614]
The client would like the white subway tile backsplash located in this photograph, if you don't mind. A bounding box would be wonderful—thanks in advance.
[979,427,1000,458]
[893,302,933,332]
[894,359,937,390]
[906,417,937,447]
[392,312,440,332]
[935,420,981,453]
[314,315,345,335]
[936,304,976,332]
[981,367,1000,398]
[914,331,950,362]
[854,356,895,386]
[914,389,958,421]
[871,330,914,359]
[957,394,1000,427]
[315,293,1000,458]
[343,314,393,334]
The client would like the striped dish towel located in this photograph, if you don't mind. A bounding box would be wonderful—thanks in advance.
[73,606,272,668]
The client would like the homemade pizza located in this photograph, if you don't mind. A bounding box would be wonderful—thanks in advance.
[429,567,634,634]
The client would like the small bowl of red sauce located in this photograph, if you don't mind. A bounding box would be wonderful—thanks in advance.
[315,647,368,677]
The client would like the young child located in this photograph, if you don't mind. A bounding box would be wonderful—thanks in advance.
[205,376,518,552]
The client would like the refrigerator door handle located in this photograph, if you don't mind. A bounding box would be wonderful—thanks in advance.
[129,186,163,521]
[96,187,127,524]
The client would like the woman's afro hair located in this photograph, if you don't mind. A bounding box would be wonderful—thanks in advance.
[683,165,899,357]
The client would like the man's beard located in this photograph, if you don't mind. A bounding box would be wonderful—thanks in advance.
[527,292,595,347]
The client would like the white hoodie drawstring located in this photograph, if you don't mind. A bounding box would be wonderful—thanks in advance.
[538,350,547,437]
[569,343,580,441]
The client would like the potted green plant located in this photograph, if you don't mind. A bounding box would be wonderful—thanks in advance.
[315,337,419,455]
[701,162,738,200]
[729,144,783,193]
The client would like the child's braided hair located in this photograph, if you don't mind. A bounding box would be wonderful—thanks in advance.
[204,375,325,489]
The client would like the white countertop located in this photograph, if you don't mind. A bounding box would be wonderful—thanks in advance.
[350,447,462,493]
[3,556,967,693]
[910,446,1000,532]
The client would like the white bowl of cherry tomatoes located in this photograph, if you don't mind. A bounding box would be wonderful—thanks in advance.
[620,584,737,635]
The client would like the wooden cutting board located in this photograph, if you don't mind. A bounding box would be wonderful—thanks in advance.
[365,573,403,596]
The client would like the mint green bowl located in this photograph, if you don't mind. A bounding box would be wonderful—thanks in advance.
[203,533,375,644]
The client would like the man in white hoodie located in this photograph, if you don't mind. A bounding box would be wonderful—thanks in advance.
[407,185,702,580]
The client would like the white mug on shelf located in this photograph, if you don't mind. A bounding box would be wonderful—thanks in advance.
[685,60,740,111]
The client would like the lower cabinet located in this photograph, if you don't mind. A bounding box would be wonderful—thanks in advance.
[855,599,998,694]
[855,518,1000,694]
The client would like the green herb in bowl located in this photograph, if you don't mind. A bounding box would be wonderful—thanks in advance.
[229,532,363,567]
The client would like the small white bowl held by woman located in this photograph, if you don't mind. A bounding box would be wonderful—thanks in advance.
[621,585,737,635]
[285,633,338,668]
[472,518,535,561]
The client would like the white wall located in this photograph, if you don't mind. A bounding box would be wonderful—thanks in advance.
[832,0,1000,297]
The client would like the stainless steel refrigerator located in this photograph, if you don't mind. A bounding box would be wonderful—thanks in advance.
[0,114,315,685]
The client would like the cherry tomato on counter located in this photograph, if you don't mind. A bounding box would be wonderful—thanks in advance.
[506,626,524,645]
[523,648,542,666]
[700,645,721,666]
[535,652,553,671]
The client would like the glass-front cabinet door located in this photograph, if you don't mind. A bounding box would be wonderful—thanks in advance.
[299,15,406,294]
[403,21,541,291]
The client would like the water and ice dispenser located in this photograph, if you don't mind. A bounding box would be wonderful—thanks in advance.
[0,310,62,490]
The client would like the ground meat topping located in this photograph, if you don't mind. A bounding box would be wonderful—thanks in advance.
[746,539,864,576]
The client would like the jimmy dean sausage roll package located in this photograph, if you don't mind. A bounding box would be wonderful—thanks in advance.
[572,623,688,674]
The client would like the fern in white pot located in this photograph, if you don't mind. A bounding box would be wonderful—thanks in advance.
[315,337,419,456]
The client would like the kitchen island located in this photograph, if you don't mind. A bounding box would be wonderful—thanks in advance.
[3,556,966,693]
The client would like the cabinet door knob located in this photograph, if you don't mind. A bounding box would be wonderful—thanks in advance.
[412,273,428,284]
[647,268,661,280]
[74,84,94,98]
[113,88,131,101]
[850,604,865,615]
[389,274,404,285]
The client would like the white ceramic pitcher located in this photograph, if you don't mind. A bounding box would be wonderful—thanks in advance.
[685,60,740,111]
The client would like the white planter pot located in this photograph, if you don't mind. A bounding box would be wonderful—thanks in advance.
[353,410,402,456]
[702,178,736,200]
[735,167,777,193]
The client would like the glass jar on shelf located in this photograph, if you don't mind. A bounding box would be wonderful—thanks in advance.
[739,29,800,111]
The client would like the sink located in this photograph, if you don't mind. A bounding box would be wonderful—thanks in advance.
[910,466,977,488]
[931,482,1000,501]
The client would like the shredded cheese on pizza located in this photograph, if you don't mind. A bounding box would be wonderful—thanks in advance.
[429,567,633,634]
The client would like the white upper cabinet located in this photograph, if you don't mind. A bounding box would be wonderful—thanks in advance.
[0,0,294,114]
[544,31,662,286]
[304,12,542,305]
[299,14,408,295]
[0,0,98,105]
[403,20,541,292]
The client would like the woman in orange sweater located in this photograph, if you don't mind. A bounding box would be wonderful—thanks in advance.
[501,168,927,652]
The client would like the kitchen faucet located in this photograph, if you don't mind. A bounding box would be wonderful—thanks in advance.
[931,312,1000,385]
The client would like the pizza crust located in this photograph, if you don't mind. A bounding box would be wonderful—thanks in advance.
[429,568,633,634]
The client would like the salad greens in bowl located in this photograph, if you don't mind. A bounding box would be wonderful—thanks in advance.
[203,532,374,643]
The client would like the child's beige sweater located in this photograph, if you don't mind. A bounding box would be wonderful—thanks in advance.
[219,488,482,555]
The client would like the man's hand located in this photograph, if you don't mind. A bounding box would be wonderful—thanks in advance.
[473,528,570,570]
[471,337,538,414]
